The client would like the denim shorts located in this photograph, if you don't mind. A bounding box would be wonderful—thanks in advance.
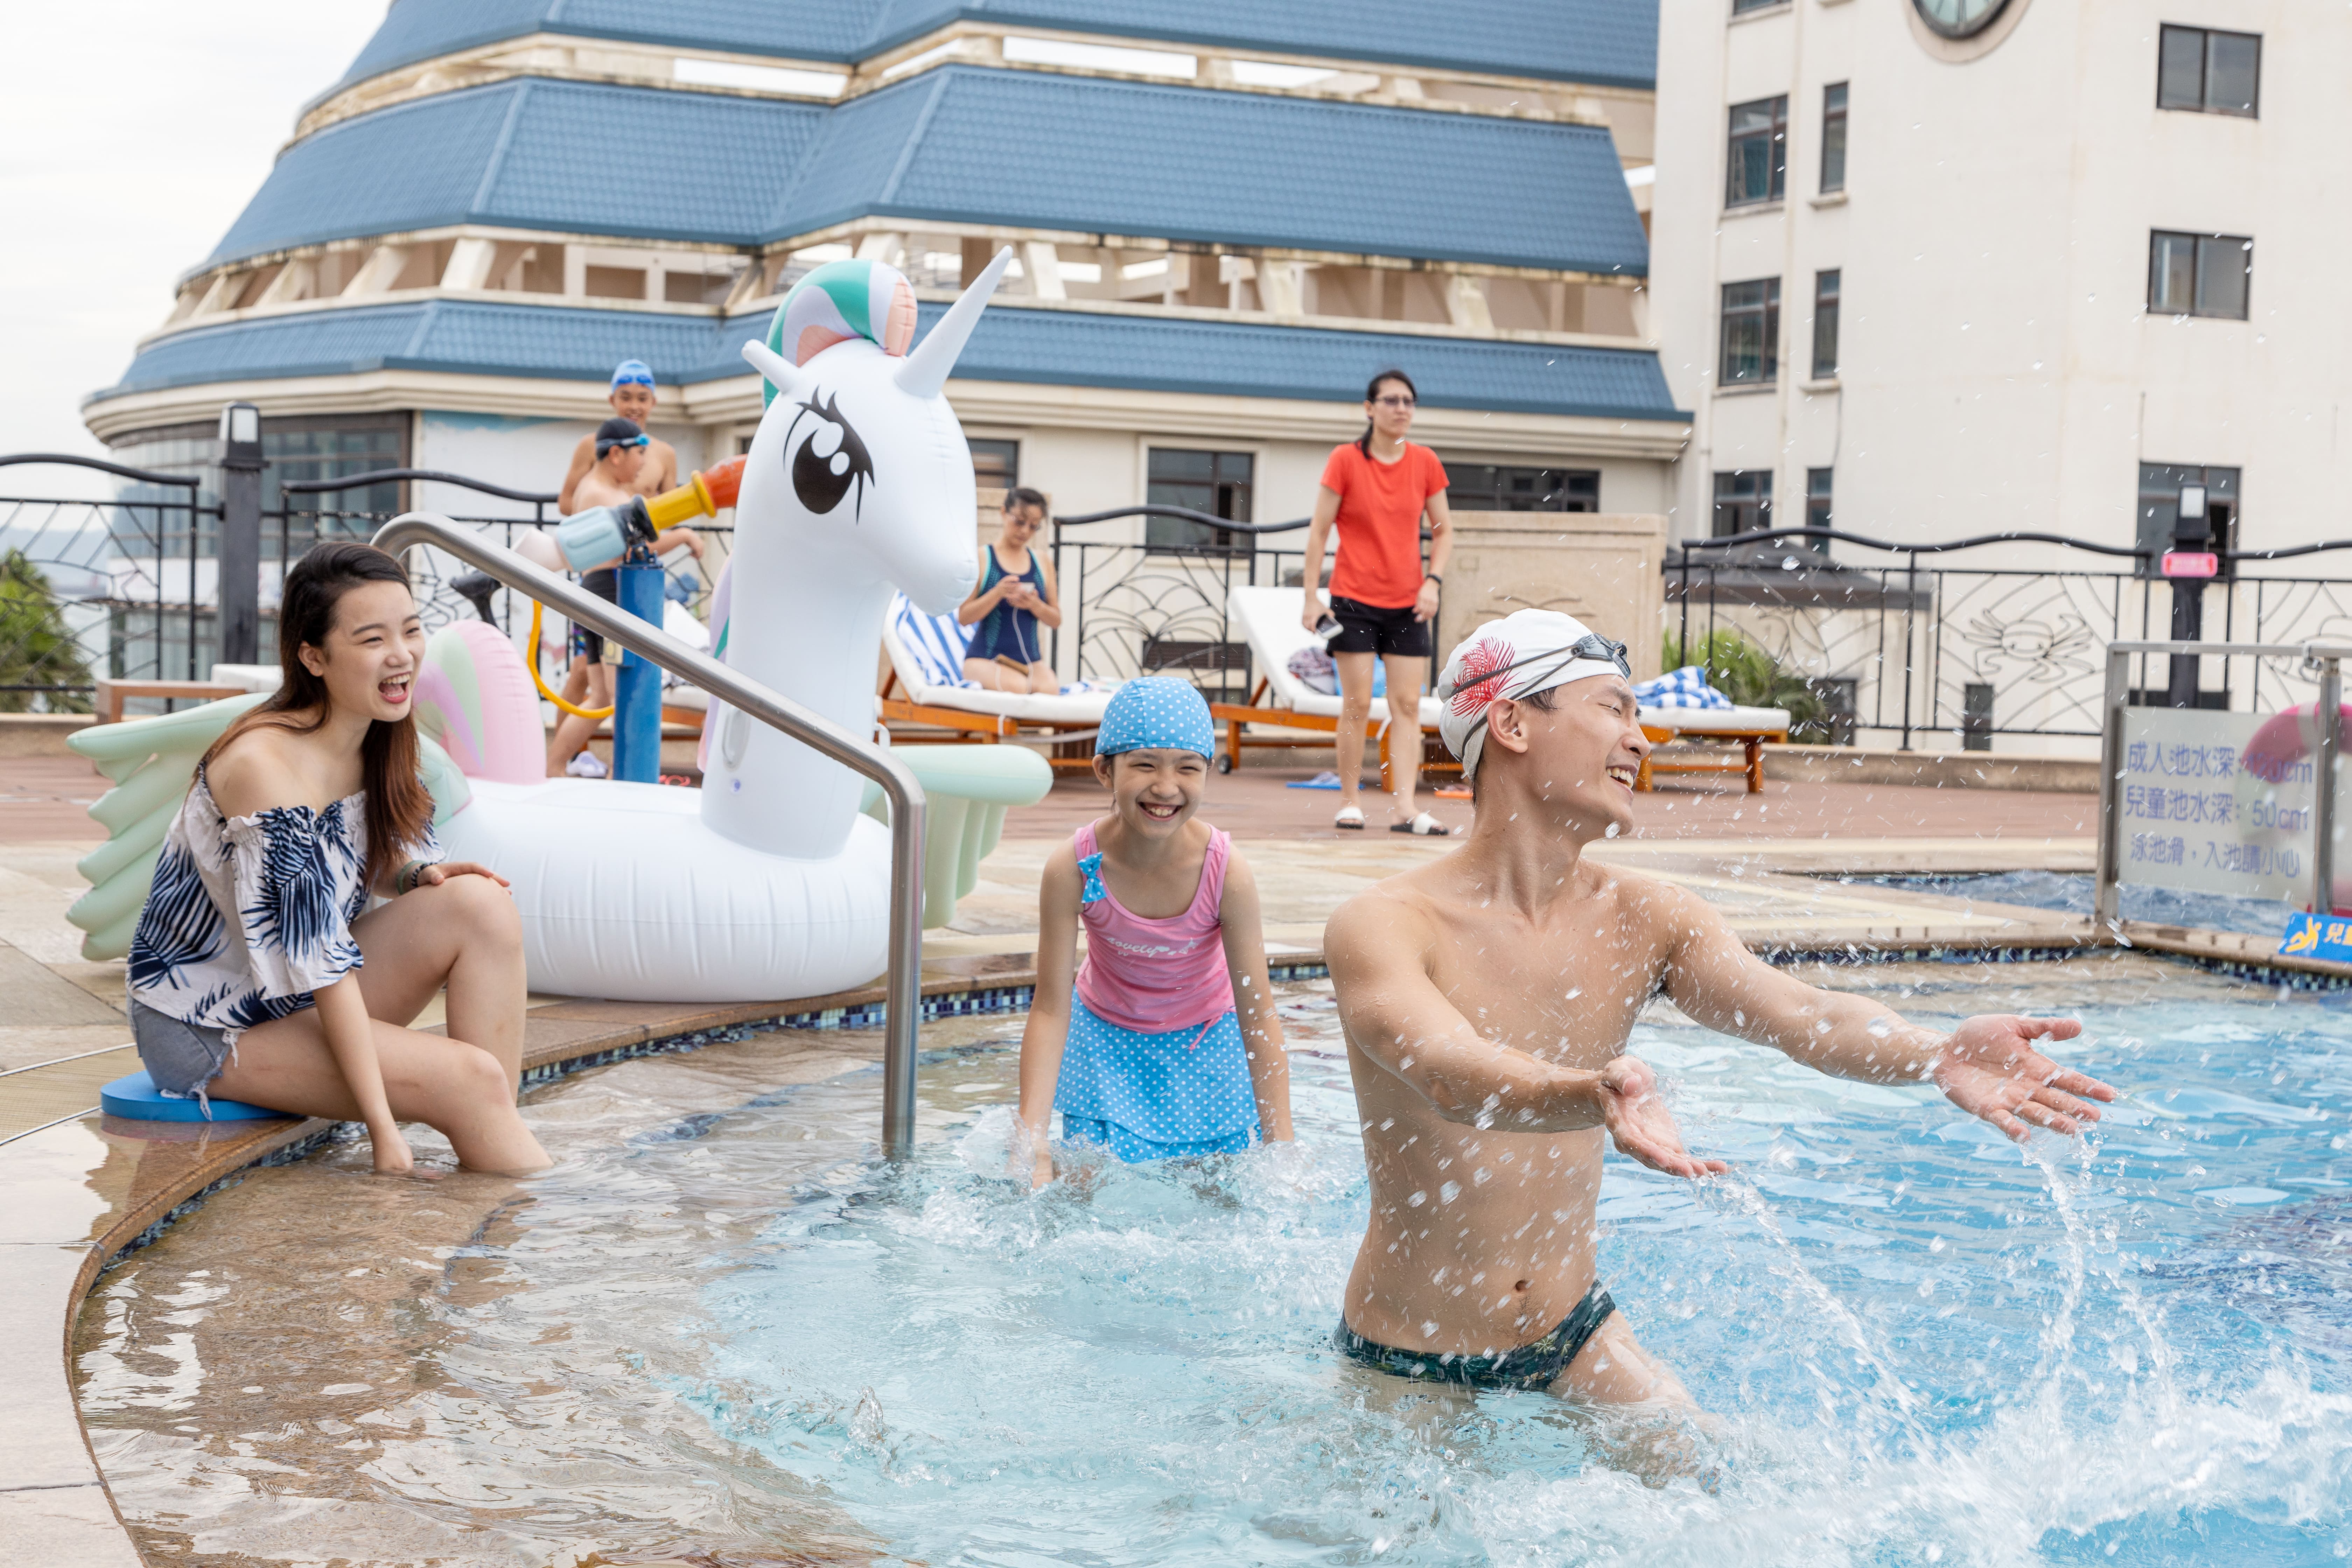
[130,999,236,1106]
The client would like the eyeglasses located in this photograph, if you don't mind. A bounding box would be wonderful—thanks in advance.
[1372,395,1417,408]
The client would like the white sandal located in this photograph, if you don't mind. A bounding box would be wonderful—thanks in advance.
[1334,804,1366,830]
[1389,811,1450,836]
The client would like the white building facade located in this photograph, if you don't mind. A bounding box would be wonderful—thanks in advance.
[1652,0,2347,748]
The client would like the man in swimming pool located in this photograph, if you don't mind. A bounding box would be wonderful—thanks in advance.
[1324,609,2117,1417]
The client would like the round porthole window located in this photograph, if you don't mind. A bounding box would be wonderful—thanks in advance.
[1912,0,2010,37]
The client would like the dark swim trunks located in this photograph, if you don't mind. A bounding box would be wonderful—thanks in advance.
[1334,1280,1618,1392]
[569,568,620,664]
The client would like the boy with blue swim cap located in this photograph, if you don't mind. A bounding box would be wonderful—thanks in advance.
[1012,679,1295,1183]
[559,360,679,512]
[546,362,708,775]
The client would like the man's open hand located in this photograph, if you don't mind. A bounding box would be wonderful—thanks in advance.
[1597,1056,1727,1179]
[1932,1015,2114,1142]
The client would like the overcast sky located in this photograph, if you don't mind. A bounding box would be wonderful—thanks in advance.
[0,2,384,492]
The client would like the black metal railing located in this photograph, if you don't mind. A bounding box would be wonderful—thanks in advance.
[1669,526,2352,750]
[1049,504,1312,691]
[0,455,211,712]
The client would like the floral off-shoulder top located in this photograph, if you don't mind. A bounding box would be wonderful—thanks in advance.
[126,767,440,1044]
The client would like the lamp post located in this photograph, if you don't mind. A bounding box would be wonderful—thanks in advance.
[216,402,264,669]
[2164,482,2214,709]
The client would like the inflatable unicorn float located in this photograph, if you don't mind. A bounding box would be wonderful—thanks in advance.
[68,250,1054,1003]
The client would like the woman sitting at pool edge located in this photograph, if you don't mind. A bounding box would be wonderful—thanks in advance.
[125,542,549,1175]
[956,486,1062,694]
[1011,678,1294,1183]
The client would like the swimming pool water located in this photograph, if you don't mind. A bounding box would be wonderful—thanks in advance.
[76,957,2352,1566]
[1855,869,2303,940]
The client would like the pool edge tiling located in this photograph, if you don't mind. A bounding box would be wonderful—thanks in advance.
[0,956,1065,1568]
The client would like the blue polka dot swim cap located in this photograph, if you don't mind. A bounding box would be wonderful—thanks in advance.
[1096,677,1214,759]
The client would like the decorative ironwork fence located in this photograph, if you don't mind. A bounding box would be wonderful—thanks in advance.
[1672,527,2352,749]
[0,456,724,716]
[1048,505,1308,693]
[0,455,215,711]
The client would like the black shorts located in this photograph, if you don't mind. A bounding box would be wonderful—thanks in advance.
[1328,595,1431,658]
[568,569,619,664]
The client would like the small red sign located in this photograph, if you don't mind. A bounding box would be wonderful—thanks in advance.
[2162,551,2219,579]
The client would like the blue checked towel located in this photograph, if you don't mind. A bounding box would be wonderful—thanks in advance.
[1633,665,1732,710]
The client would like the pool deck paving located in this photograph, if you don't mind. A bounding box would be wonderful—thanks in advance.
[0,750,2322,1566]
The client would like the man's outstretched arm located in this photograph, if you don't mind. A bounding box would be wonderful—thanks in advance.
[1326,894,1725,1176]
[1652,883,2116,1141]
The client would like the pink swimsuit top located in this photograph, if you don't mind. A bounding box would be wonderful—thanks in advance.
[1073,820,1236,1034]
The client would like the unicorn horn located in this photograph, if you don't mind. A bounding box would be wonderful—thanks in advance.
[896,246,1011,400]
[742,338,800,400]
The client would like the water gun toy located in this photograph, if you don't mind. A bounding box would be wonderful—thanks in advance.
[520,455,745,717]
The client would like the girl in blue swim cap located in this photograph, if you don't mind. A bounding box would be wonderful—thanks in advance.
[1011,678,1295,1184]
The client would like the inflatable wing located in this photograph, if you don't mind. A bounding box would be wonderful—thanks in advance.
[66,696,473,961]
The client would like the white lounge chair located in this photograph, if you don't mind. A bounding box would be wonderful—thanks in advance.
[1222,585,1790,793]
[877,594,1116,770]
[1217,586,1450,785]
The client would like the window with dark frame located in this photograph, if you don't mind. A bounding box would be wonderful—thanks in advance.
[968,438,1020,490]
[2149,230,2251,319]
[2158,24,2260,116]
[1712,469,1773,538]
[1440,463,1600,512]
[1731,0,1783,12]
[1720,278,1780,385]
[1820,83,1848,193]
[1805,467,1833,555]
[1811,270,1841,380]
[1726,96,1788,207]
[1145,447,1253,552]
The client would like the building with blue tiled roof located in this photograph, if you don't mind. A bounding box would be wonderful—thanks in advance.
[87,0,1685,681]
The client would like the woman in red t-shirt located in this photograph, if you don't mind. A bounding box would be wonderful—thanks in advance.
[1298,368,1455,834]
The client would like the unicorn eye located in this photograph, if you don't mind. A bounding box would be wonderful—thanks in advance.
[784,391,874,517]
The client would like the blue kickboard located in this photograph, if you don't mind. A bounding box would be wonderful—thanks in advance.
[100,1069,289,1123]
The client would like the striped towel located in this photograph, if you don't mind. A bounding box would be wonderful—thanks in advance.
[889,594,978,691]
[1633,665,1732,709]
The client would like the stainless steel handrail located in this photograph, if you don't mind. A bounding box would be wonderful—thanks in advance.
[372,513,928,1156]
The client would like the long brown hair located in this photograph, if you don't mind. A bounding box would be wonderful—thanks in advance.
[203,541,433,894]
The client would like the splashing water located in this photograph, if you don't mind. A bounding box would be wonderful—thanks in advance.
[76,959,2352,1565]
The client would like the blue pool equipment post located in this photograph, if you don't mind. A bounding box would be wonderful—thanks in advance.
[611,561,665,782]
[101,1069,293,1123]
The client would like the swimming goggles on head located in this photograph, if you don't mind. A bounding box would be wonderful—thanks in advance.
[1458,634,1633,694]
[596,434,651,455]
[610,360,656,388]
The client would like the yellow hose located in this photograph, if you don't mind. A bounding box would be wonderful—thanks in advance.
[528,597,616,720]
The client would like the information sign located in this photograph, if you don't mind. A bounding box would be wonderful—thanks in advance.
[2280,912,2352,962]
[2118,706,2328,904]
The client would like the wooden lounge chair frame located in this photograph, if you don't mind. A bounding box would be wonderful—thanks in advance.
[1636,724,1778,794]
[877,670,1099,770]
